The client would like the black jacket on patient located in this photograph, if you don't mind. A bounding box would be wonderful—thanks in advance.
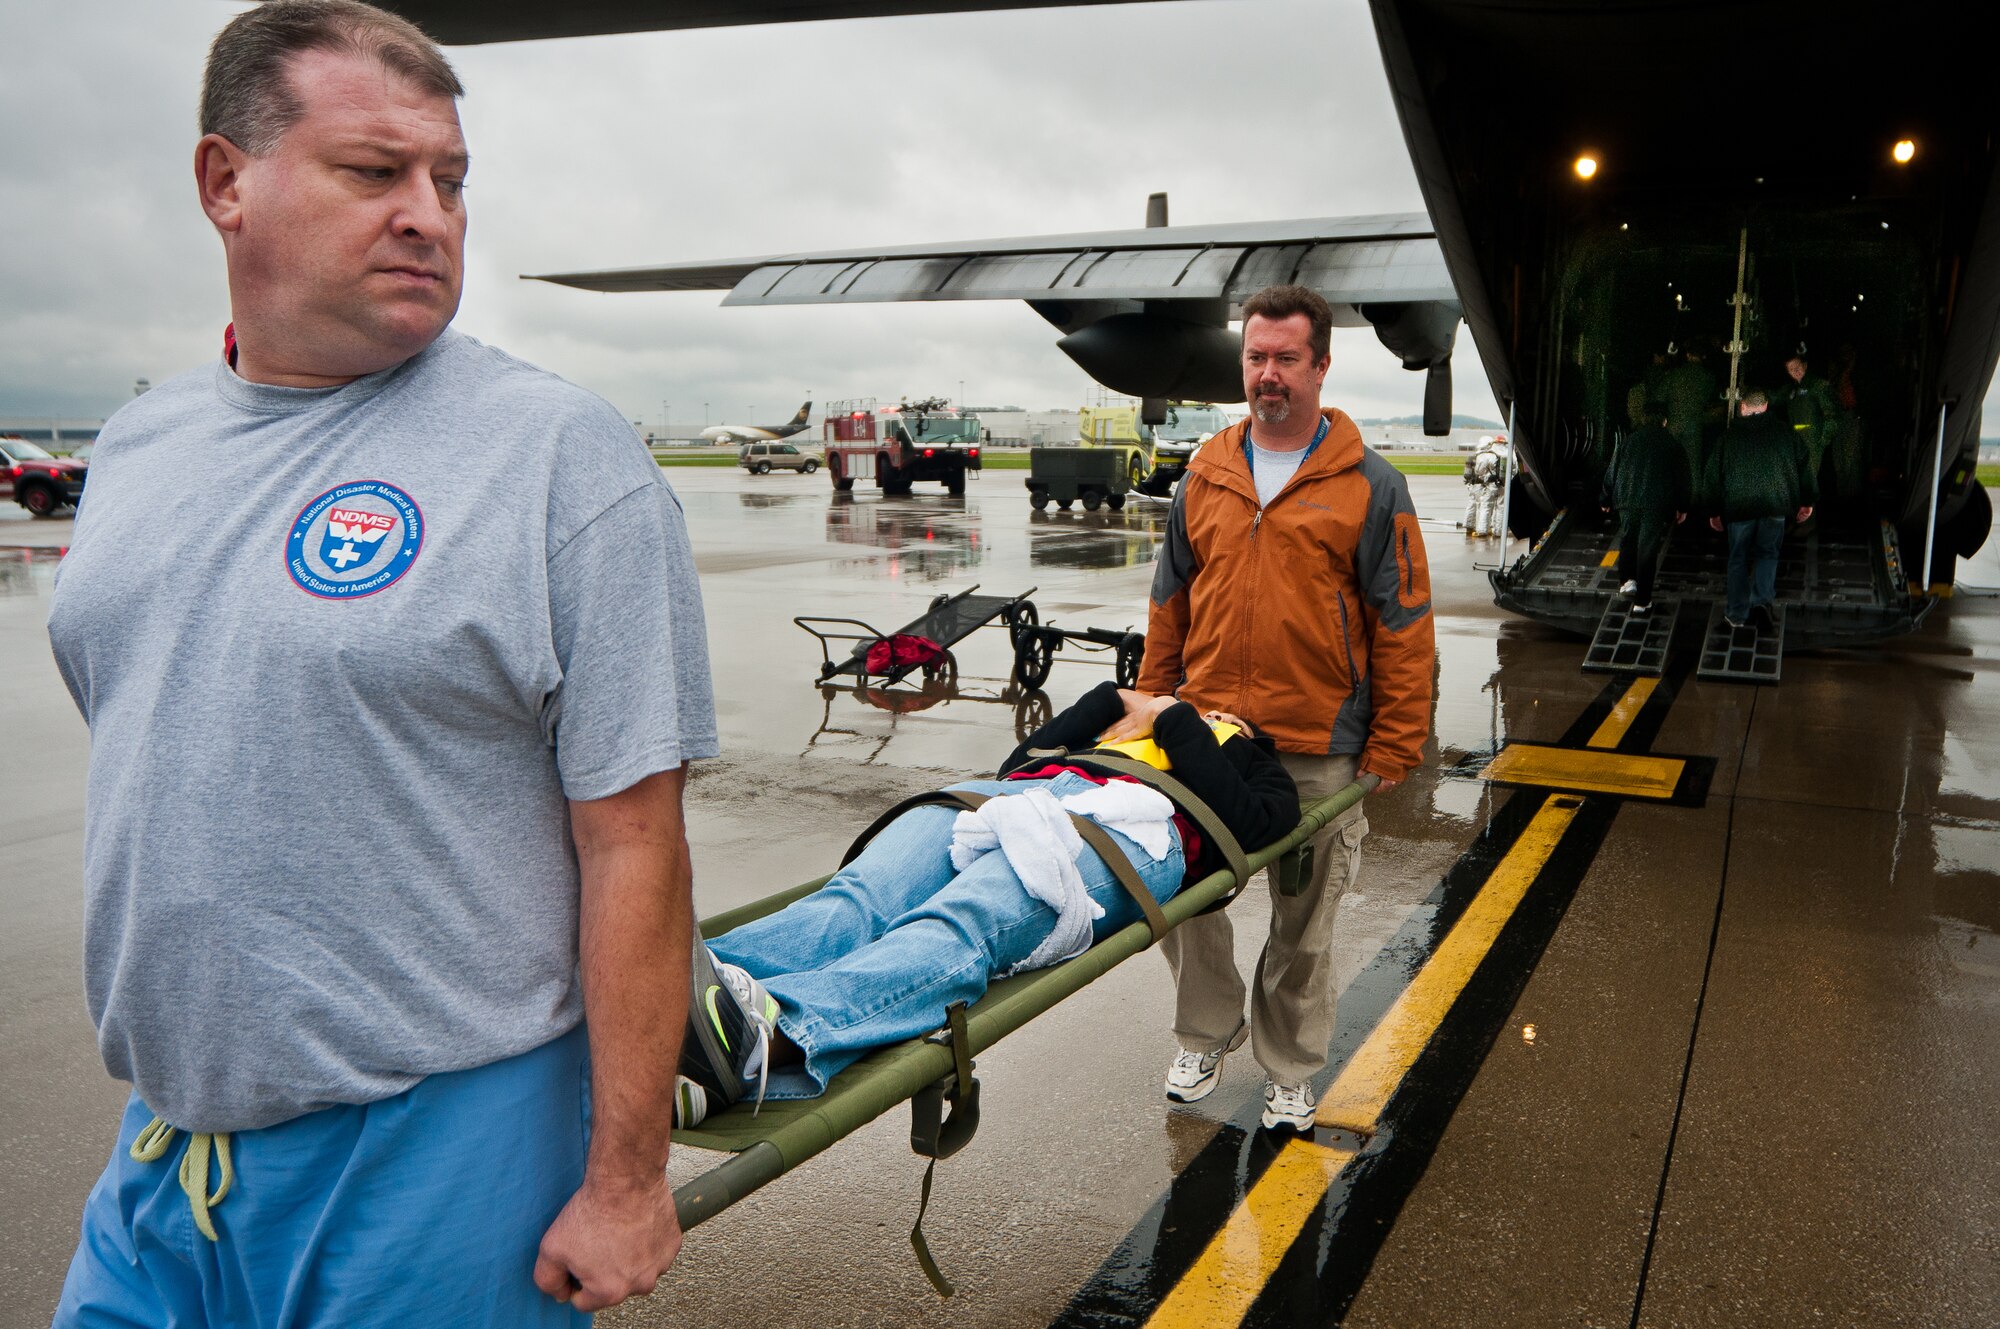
[997,681,1302,878]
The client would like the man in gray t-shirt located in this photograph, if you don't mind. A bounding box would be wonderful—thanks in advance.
[48,5,711,1323]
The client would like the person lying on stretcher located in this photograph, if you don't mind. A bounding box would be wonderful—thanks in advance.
[674,680,1300,1126]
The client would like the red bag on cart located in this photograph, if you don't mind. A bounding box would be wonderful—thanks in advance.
[863,633,947,676]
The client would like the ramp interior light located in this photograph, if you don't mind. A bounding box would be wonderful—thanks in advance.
[1573,154,1599,180]
[1893,138,1916,164]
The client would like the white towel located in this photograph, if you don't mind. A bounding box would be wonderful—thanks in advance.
[1057,781,1176,862]
[947,782,1179,975]
[950,789,1099,973]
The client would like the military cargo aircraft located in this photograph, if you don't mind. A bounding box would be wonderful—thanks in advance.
[385,0,1998,649]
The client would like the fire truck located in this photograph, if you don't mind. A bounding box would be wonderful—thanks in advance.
[821,397,983,495]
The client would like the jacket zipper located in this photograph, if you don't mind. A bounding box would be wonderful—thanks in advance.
[1239,502,1261,714]
[1334,590,1360,690]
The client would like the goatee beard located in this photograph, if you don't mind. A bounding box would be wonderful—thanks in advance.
[1252,393,1290,425]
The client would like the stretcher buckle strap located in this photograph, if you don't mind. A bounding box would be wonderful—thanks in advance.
[1271,842,1316,898]
[909,1001,979,1297]
[1068,750,1254,898]
[130,1116,233,1242]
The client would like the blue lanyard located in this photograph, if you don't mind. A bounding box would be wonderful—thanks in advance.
[1244,414,1329,470]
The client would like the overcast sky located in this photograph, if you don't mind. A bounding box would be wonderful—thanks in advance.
[6,1,1995,434]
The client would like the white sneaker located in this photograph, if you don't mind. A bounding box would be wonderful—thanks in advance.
[1619,580,1639,595]
[1261,1081,1318,1133]
[1164,1020,1249,1103]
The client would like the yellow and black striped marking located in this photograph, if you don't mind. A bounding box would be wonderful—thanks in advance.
[1053,670,1706,1328]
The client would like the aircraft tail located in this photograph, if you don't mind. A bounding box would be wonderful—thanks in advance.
[788,401,811,427]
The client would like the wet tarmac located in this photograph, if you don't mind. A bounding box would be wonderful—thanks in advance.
[2,472,1995,1327]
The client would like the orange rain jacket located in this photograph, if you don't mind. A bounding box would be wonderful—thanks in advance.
[1137,408,1435,782]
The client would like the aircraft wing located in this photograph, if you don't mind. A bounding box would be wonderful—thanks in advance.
[527,214,1452,308]
[527,213,1463,428]
[383,0,1152,43]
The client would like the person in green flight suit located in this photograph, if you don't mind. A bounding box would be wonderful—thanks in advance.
[1662,339,1720,509]
[1600,399,1691,613]
[1782,352,1838,507]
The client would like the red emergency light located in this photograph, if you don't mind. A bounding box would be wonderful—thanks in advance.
[923,448,935,458]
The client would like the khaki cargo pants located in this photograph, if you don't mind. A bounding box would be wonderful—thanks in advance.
[1160,751,1367,1086]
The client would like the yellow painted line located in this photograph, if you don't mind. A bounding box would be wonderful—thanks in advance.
[1144,1139,1357,1329]
[1316,795,1580,1132]
[1480,745,1683,800]
[1599,549,1620,568]
[1143,794,1588,1327]
[1588,677,1658,748]
[1144,796,1583,1327]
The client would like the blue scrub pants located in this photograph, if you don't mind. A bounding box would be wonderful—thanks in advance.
[709,773,1184,1097]
[54,1025,591,1329]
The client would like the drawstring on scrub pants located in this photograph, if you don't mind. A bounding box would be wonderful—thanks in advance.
[130,1117,234,1241]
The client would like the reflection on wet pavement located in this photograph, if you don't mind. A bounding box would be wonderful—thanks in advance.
[0,548,62,597]
[822,494,984,580]
[1027,505,1168,570]
[806,677,1054,764]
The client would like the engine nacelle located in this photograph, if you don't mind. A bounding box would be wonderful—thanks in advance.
[1362,300,1460,436]
[1056,313,1245,404]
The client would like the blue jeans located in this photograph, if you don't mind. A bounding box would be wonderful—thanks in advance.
[56,1026,590,1328]
[709,773,1185,1097]
[1726,516,1786,620]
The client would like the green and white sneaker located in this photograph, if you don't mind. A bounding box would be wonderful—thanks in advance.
[682,942,780,1113]
[673,1075,708,1130]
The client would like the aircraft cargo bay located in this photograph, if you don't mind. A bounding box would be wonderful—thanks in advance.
[5,472,1994,1327]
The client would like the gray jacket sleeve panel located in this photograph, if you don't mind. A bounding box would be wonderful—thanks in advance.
[1150,482,1199,607]
[1355,451,1431,632]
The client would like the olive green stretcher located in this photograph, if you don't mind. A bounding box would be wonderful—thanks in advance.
[668,778,1373,1236]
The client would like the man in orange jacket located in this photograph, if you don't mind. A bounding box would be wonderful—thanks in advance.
[1125,284,1435,1131]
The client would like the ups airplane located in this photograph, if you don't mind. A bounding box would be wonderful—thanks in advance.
[700,400,814,447]
[385,0,1998,652]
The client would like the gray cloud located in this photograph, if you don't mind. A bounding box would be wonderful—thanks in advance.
[3,0,1461,427]
[16,1,1982,432]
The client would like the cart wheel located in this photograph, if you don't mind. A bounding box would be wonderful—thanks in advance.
[1056,498,1073,511]
[1006,600,1039,648]
[929,592,950,613]
[1030,491,1050,511]
[1082,490,1103,513]
[921,651,958,684]
[1115,633,1144,689]
[1107,493,1126,512]
[1013,689,1053,736]
[1013,630,1055,689]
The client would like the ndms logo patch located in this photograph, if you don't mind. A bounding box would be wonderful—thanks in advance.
[286,480,424,599]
